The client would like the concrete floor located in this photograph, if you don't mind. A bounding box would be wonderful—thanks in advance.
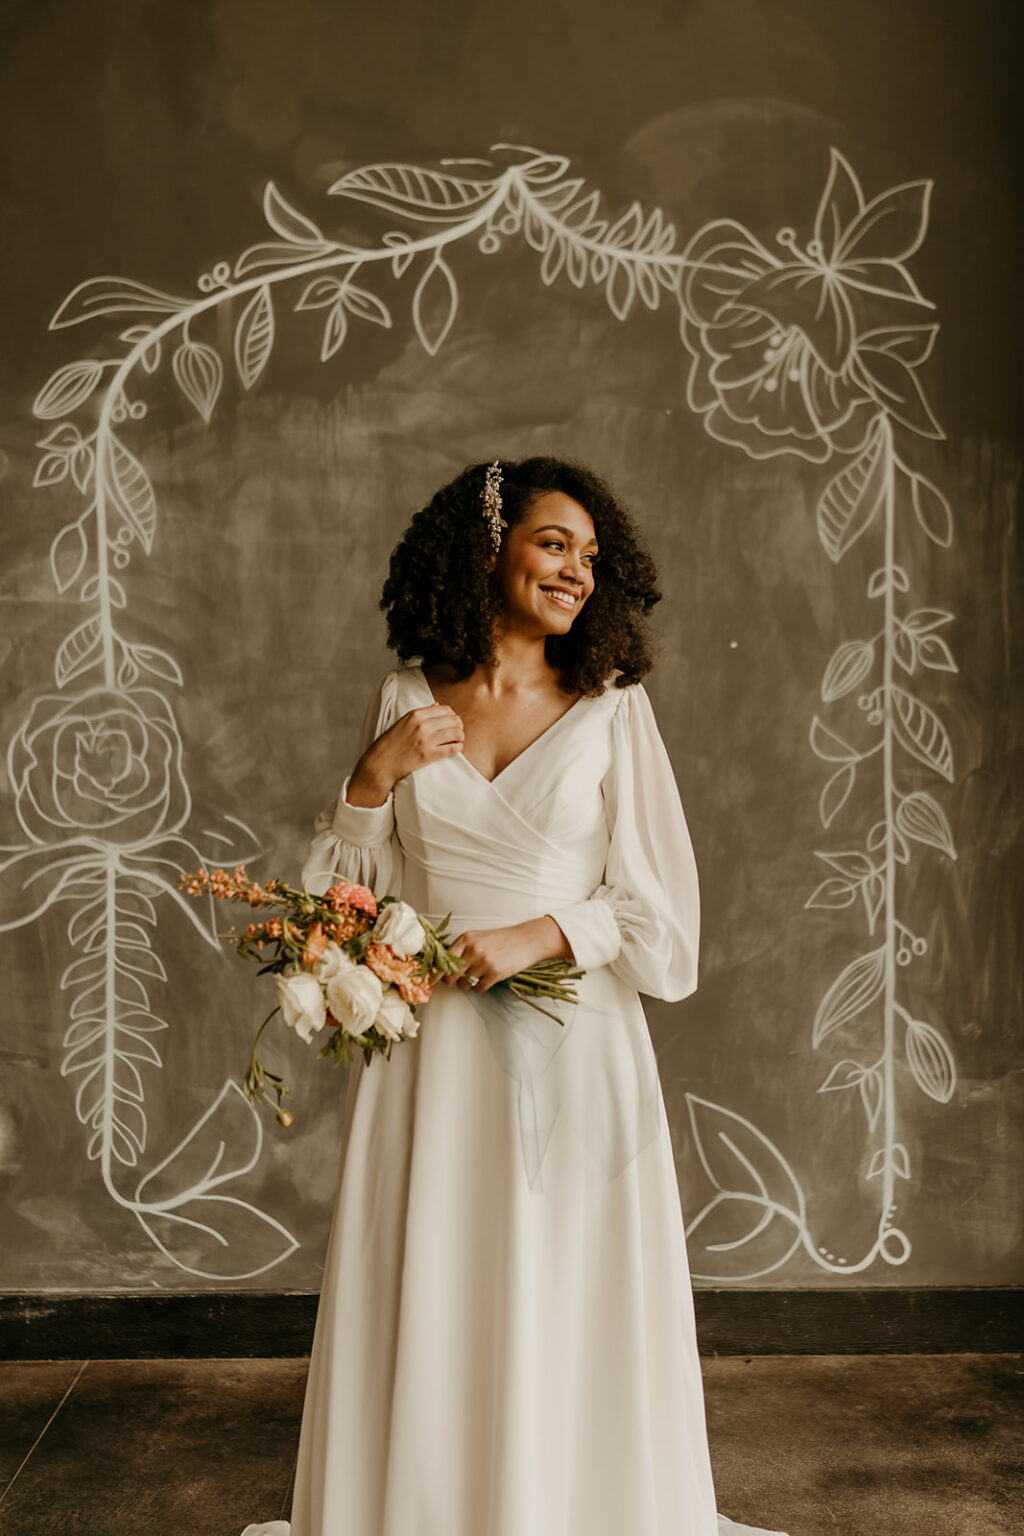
[0,1355,1019,1535]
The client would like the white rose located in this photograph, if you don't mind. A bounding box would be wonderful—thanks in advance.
[374,987,417,1042]
[325,965,386,1036]
[314,940,358,982]
[274,970,327,1044]
[371,900,426,957]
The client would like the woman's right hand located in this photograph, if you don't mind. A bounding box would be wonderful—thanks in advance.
[344,704,465,807]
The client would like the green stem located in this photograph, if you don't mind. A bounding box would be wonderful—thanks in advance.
[243,1004,291,1109]
[506,983,567,1024]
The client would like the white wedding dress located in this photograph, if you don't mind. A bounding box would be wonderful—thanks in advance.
[243,662,788,1536]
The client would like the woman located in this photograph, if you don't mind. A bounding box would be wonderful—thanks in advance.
[245,456,788,1536]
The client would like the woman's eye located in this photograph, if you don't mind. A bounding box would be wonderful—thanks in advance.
[543,540,597,562]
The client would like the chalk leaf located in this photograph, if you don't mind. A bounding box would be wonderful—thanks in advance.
[50,519,89,594]
[34,359,105,420]
[172,341,223,425]
[816,425,886,561]
[234,286,274,389]
[813,947,885,1046]
[411,252,458,356]
[891,686,954,781]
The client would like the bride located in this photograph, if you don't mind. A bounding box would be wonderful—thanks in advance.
[244,455,788,1536]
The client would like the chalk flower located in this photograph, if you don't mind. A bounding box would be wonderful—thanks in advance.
[680,148,939,462]
[10,685,188,845]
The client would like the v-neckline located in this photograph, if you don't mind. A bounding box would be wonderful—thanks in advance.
[410,664,587,788]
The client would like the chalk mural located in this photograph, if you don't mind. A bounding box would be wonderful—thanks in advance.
[4,143,955,1279]
[678,152,955,1278]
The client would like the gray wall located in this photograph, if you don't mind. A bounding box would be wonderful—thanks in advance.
[0,0,1020,1292]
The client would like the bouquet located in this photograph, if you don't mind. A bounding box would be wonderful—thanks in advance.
[178,865,584,1126]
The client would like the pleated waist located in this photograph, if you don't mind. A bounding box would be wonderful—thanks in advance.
[400,856,594,937]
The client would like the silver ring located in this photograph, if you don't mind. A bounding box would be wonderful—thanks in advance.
[467,974,479,987]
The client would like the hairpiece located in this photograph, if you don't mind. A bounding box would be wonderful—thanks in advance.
[481,460,508,552]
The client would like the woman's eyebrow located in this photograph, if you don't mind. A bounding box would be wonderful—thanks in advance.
[533,523,599,550]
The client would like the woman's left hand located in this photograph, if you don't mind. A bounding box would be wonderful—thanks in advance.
[442,916,573,992]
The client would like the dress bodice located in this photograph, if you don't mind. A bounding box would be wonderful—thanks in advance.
[393,665,621,928]
[303,660,701,1004]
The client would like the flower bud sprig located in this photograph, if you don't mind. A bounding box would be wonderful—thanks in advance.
[177,865,376,965]
[243,1007,295,1127]
[178,863,283,907]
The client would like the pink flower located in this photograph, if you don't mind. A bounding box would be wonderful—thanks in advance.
[302,922,328,966]
[365,942,434,1005]
[397,973,433,1006]
[324,881,377,918]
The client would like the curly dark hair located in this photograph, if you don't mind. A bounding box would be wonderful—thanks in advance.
[379,456,662,698]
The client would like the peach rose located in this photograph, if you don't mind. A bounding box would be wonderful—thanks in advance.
[323,881,377,918]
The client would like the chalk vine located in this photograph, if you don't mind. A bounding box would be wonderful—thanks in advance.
[7,143,956,1279]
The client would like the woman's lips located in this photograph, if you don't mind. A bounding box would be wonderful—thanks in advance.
[540,586,578,610]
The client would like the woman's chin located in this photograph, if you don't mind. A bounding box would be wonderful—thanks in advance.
[535,597,580,626]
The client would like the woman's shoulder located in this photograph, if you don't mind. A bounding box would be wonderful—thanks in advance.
[372,660,422,692]
[603,667,648,706]
[374,659,437,721]
[601,671,667,742]
[362,662,416,726]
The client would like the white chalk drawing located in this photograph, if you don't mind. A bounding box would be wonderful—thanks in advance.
[9,144,953,1279]
[680,151,955,1278]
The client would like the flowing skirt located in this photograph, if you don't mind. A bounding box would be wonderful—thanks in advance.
[242,973,788,1536]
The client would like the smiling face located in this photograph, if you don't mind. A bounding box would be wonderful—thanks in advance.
[492,491,598,634]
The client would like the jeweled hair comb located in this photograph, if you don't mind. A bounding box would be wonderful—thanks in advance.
[481,460,508,552]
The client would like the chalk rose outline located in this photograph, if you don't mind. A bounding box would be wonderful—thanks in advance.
[10,685,188,848]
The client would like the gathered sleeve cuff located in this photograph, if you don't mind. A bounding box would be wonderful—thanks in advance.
[329,770,395,846]
[545,896,623,974]
[544,681,700,1002]
[301,669,403,899]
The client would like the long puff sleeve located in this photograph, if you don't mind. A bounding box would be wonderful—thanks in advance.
[544,683,700,1002]
[300,668,403,899]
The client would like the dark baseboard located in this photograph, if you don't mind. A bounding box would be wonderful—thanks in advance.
[0,1288,1019,1361]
